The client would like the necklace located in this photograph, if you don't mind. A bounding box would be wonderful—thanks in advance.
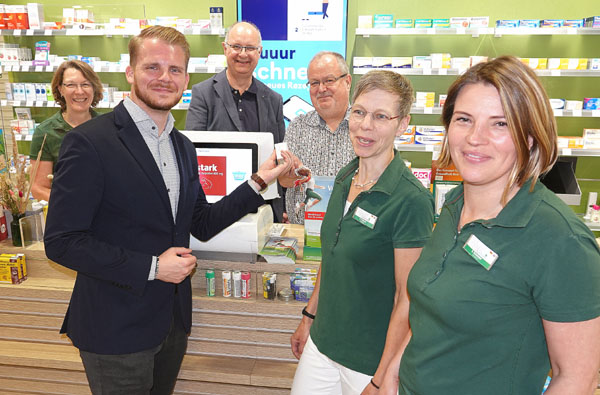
[352,169,378,189]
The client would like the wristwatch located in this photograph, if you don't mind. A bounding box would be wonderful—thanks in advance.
[250,173,268,192]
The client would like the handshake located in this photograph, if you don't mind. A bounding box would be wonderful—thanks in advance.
[275,142,312,189]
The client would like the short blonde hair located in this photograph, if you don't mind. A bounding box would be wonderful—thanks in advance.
[352,70,414,119]
[129,25,190,69]
[52,60,103,112]
[437,55,558,201]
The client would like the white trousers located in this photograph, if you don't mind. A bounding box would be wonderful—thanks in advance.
[291,336,373,395]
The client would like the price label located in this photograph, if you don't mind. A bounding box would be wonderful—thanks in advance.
[45,66,53,72]
[424,107,434,114]
[26,100,34,107]
[438,68,447,75]
[553,109,563,117]
[109,64,118,72]
[562,148,572,156]
[35,66,43,72]
[423,68,432,75]
[45,30,53,36]
[551,70,560,77]
[457,28,466,35]
[572,109,582,117]
[26,29,34,36]
[592,110,600,117]
[35,100,43,107]
[14,30,22,36]
[426,145,435,152]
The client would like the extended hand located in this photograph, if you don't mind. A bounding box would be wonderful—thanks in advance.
[277,153,306,188]
[156,247,197,284]
[257,150,294,185]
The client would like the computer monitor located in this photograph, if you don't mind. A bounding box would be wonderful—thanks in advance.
[180,131,278,201]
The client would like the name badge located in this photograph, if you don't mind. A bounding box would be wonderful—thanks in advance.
[463,234,499,270]
[353,207,377,229]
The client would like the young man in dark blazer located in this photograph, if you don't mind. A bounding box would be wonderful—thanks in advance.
[185,21,286,222]
[44,26,292,395]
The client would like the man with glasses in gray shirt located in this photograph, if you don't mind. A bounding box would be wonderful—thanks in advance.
[279,52,355,224]
[186,21,286,221]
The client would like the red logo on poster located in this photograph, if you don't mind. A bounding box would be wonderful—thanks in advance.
[197,156,227,196]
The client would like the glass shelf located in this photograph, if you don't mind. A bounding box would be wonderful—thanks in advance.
[0,27,225,37]
[356,27,600,38]
[1,64,225,74]
[354,67,600,78]
[1,99,191,110]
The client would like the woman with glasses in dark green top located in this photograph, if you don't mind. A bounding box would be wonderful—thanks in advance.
[30,60,103,201]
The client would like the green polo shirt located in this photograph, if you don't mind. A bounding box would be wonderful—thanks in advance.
[310,151,434,376]
[399,180,600,394]
[29,110,98,173]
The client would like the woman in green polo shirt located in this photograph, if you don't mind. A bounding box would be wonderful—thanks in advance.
[290,70,434,394]
[29,60,103,201]
[379,56,600,394]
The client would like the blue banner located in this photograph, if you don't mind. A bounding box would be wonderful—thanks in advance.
[238,0,348,109]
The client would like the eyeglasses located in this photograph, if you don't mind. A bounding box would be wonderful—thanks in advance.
[63,82,93,90]
[306,74,348,89]
[349,107,401,125]
[225,42,261,54]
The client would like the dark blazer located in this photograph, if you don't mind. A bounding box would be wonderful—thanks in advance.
[44,102,264,354]
[185,70,286,221]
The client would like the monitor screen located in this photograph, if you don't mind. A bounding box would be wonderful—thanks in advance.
[194,142,258,203]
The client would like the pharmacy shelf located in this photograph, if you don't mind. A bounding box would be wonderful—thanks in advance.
[1,99,191,110]
[394,143,439,152]
[392,143,600,158]
[536,69,600,77]
[354,67,465,76]
[356,27,494,37]
[0,27,226,37]
[584,221,600,232]
[355,27,600,37]
[553,109,600,118]
[1,64,225,74]
[353,67,600,78]
[409,106,442,115]
[558,148,600,157]
[494,27,600,36]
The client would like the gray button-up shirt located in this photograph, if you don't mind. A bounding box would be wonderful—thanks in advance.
[283,108,355,224]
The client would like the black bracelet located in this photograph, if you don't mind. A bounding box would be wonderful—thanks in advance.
[301,306,315,320]
[370,378,380,390]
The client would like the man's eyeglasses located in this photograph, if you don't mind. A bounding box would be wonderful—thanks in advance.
[306,74,348,89]
[349,107,401,125]
[225,42,261,54]
[63,82,93,90]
